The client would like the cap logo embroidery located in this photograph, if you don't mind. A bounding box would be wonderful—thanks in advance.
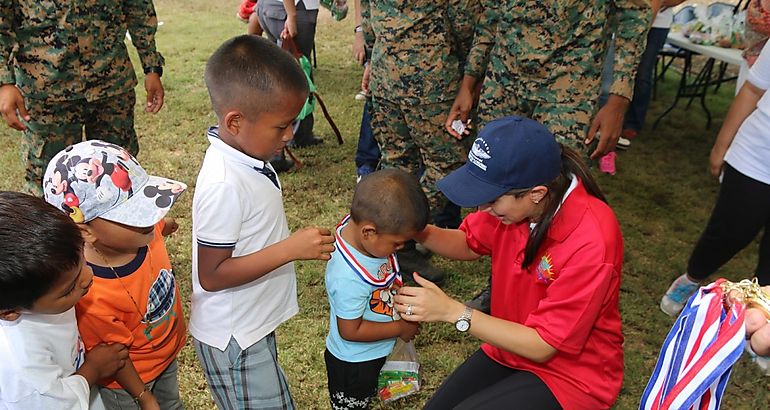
[469,138,491,171]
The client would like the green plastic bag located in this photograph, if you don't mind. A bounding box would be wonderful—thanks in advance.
[296,55,316,121]
[320,0,348,21]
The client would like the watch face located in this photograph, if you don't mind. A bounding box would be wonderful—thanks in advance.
[456,319,470,332]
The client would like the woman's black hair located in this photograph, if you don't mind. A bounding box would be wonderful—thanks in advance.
[518,145,606,267]
[0,192,84,310]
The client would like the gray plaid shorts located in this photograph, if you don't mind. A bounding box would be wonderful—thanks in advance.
[193,333,295,409]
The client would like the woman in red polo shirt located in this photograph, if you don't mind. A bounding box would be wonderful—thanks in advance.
[394,116,624,410]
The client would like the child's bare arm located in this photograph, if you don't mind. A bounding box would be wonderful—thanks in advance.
[161,217,178,237]
[415,225,480,261]
[74,343,128,386]
[337,316,419,343]
[114,359,159,410]
[197,227,335,292]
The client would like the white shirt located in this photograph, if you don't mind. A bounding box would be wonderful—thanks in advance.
[724,41,770,185]
[0,309,103,409]
[190,128,299,351]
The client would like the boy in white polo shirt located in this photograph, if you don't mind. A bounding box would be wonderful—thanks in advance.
[191,35,336,409]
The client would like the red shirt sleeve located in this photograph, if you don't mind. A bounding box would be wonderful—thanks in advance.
[459,211,499,256]
[525,262,618,355]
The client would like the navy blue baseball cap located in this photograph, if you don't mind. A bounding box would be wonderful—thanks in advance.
[437,116,561,207]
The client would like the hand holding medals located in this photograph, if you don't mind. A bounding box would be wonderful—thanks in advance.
[641,278,770,410]
[725,279,770,356]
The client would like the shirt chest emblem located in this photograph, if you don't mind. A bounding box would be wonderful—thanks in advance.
[535,253,556,284]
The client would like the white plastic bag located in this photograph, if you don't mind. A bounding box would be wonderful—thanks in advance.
[377,339,420,402]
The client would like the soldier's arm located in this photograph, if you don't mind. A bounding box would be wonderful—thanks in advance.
[608,0,653,100]
[123,0,165,72]
[0,0,17,86]
[463,0,499,80]
[445,0,490,137]
[0,0,30,130]
[448,0,483,62]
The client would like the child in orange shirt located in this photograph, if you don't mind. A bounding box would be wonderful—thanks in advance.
[43,140,187,409]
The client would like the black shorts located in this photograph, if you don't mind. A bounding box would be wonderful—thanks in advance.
[324,348,387,409]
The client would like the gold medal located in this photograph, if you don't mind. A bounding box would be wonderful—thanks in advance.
[721,278,770,318]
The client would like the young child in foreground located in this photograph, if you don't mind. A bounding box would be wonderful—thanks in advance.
[325,168,423,409]
[43,140,188,409]
[0,191,128,409]
[190,35,335,409]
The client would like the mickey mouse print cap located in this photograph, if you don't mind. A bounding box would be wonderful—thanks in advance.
[43,140,187,226]
[437,116,561,207]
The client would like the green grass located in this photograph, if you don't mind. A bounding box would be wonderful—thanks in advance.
[1,0,769,408]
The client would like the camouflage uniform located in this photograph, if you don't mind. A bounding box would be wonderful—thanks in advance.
[362,0,480,213]
[466,0,652,149]
[0,0,164,194]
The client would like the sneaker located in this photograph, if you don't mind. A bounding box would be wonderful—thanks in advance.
[355,164,376,183]
[398,248,445,285]
[270,155,294,173]
[237,0,257,22]
[660,274,700,317]
[616,137,631,150]
[465,285,491,314]
[599,152,617,175]
[622,129,638,140]
[292,135,324,148]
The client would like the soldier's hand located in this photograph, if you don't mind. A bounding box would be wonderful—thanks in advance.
[0,84,30,131]
[585,94,629,160]
[144,73,164,114]
[445,76,477,139]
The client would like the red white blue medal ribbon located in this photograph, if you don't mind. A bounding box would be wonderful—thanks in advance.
[640,279,746,410]
[335,214,400,287]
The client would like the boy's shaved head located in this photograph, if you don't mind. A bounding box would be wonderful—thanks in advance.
[205,35,309,118]
[351,169,430,234]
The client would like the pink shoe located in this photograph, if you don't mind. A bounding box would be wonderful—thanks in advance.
[599,152,617,175]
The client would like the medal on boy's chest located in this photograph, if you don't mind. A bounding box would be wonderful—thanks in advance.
[335,214,401,288]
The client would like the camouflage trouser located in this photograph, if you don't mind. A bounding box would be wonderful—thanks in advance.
[370,97,469,212]
[476,75,597,155]
[21,90,138,195]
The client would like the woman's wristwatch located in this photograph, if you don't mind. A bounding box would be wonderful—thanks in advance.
[455,306,473,332]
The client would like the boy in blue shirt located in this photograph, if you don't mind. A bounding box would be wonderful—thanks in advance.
[325,169,423,409]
